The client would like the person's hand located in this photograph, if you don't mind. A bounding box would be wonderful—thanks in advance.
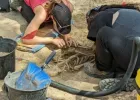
[63,34,78,47]
[52,38,66,48]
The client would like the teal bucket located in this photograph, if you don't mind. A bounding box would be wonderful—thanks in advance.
[4,71,48,100]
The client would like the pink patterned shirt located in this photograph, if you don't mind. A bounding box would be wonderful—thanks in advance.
[24,0,48,10]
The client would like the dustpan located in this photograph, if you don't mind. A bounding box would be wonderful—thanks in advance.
[16,51,56,91]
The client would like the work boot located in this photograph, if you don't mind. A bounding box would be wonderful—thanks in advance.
[83,62,114,79]
[10,0,24,11]
[99,78,135,92]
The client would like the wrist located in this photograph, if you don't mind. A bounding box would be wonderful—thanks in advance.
[45,37,54,44]
[63,34,71,38]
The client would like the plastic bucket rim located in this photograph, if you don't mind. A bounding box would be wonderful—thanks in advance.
[4,71,49,92]
[5,83,47,92]
[0,38,17,57]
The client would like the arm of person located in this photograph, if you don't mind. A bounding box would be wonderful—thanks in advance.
[22,6,54,45]
[62,0,74,12]
[22,6,66,48]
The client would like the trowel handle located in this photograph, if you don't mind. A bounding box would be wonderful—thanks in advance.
[45,51,56,64]
[41,50,56,69]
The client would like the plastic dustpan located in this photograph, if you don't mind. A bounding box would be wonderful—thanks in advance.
[16,51,56,91]
[32,70,51,89]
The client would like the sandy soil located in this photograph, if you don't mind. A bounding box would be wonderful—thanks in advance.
[0,0,140,99]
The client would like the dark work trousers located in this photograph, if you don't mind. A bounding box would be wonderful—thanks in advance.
[95,9,140,77]
[21,2,35,23]
[20,2,52,28]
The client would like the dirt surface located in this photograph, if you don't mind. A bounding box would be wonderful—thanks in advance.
[0,0,140,99]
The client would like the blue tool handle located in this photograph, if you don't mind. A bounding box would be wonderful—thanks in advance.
[14,33,24,41]
[41,51,56,69]
[45,51,56,64]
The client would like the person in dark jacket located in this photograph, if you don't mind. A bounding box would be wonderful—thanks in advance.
[84,4,140,91]
[85,4,140,78]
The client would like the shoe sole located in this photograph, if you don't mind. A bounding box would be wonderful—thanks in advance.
[99,78,135,92]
